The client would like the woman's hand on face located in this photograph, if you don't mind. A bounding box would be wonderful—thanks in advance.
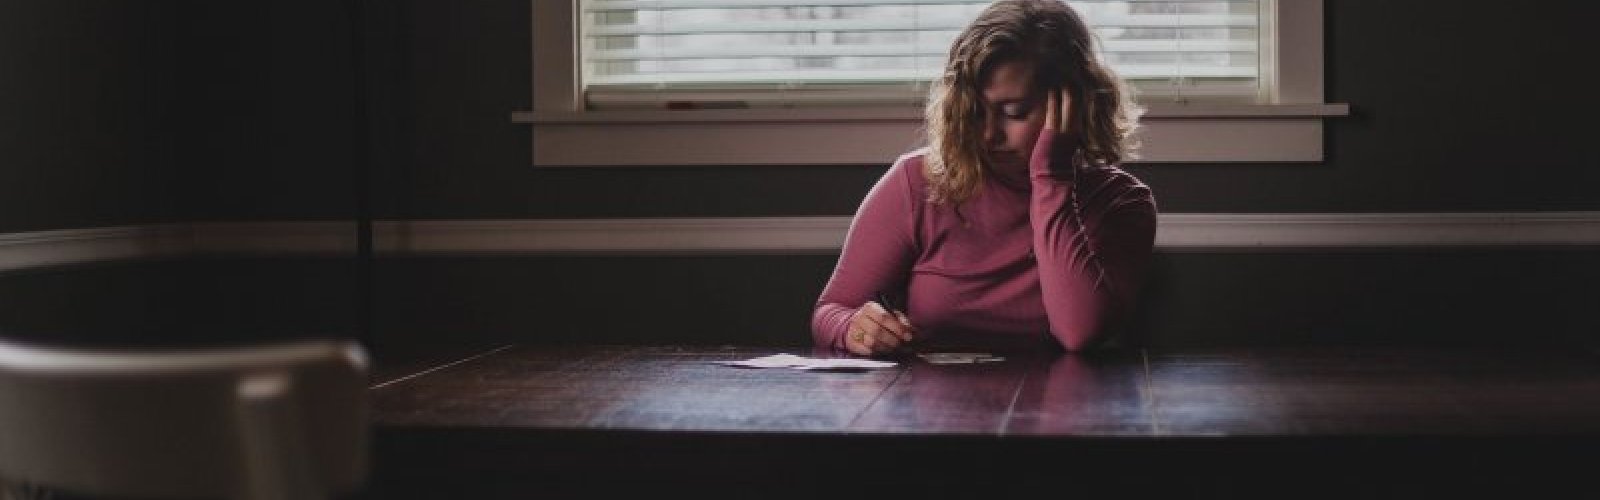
[1030,87,1076,174]
[1044,87,1069,134]
[844,301,917,356]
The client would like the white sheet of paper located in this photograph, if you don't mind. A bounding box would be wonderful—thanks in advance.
[796,357,898,370]
[715,354,810,369]
[716,354,896,370]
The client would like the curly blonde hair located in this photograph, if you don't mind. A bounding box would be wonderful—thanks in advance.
[924,0,1142,205]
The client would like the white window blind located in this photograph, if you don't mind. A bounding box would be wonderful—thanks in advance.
[580,0,1267,109]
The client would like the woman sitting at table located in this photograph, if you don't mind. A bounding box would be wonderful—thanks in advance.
[811,0,1156,356]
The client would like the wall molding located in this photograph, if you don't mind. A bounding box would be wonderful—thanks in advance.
[0,224,191,272]
[373,217,846,254]
[1157,212,1600,249]
[188,221,361,255]
[375,212,1600,253]
[2,212,1597,271]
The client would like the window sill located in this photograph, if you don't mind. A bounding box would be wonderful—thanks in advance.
[514,103,1350,166]
[513,103,1347,124]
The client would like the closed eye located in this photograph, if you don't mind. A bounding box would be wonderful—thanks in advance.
[1000,102,1031,120]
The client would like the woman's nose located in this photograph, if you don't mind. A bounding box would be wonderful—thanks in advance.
[983,118,1004,147]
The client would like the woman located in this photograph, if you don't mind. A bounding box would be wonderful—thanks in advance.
[811,0,1156,355]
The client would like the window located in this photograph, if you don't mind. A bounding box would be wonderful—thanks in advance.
[517,0,1347,166]
[583,0,1268,109]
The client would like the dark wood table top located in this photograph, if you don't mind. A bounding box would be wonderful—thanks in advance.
[363,344,1600,498]
[371,344,1600,437]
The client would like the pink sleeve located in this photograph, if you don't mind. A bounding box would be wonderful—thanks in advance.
[1028,133,1158,350]
[811,158,919,350]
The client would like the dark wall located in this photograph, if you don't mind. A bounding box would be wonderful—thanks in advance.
[175,0,360,222]
[373,250,1600,350]
[16,2,1589,225]
[353,1,1599,351]
[0,1,361,347]
[0,258,356,349]
[3,2,1596,351]
[0,0,362,232]
[373,2,1600,220]
[0,0,182,233]
[375,0,882,220]
[1136,2,1600,213]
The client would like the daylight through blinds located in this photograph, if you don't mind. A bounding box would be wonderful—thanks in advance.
[581,0,1265,107]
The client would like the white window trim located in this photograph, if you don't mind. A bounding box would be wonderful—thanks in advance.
[518,0,1348,166]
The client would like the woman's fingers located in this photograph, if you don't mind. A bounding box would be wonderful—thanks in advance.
[1032,88,1076,172]
[1043,88,1059,133]
[846,302,918,355]
[848,326,897,355]
[1058,88,1072,134]
[845,323,873,355]
[865,302,915,343]
[894,311,916,334]
[1044,88,1071,133]
[845,309,878,355]
[862,319,903,352]
[869,332,901,353]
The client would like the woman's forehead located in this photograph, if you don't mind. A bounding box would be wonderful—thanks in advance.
[981,60,1036,102]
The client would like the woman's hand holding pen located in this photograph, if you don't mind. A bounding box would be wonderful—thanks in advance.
[844,299,917,356]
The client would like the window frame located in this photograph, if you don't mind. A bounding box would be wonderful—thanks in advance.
[516,0,1347,166]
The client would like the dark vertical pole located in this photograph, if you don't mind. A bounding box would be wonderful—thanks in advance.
[347,0,374,350]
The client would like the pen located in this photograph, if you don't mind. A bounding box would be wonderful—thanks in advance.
[875,291,919,354]
[875,291,900,317]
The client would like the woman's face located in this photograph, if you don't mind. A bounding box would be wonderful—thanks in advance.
[979,59,1048,173]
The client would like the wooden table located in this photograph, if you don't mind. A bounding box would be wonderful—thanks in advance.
[364,344,1600,498]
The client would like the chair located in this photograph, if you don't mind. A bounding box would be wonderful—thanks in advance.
[0,338,368,500]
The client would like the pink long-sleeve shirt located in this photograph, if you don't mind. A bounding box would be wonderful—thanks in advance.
[811,134,1157,351]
